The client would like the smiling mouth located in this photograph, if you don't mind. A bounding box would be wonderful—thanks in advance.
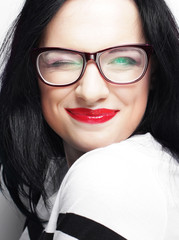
[65,108,119,124]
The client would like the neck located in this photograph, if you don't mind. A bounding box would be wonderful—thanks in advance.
[63,141,85,167]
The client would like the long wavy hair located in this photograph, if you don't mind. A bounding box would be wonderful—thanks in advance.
[0,0,179,221]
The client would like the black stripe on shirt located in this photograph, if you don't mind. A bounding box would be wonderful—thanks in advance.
[56,213,127,240]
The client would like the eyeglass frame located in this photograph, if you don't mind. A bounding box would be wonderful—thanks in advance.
[31,44,153,87]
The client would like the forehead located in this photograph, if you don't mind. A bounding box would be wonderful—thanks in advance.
[41,0,145,52]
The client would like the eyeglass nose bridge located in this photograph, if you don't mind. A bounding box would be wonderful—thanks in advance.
[80,52,111,84]
[81,52,103,79]
[85,52,97,62]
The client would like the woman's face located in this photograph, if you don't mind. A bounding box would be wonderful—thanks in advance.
[39,0,151,164]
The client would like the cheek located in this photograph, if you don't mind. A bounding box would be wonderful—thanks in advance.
[38,81,70,129]
[114,83,150,107]
[39,84,59,115]
[131,78,151,123]
[113,73,151,125]
[38,79,73,109]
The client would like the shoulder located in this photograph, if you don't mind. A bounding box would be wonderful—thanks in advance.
[69,133,177,175]
[66,133,179,204]
[48,134,179,240]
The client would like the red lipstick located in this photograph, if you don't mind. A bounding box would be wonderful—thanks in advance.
[65,108,119,124]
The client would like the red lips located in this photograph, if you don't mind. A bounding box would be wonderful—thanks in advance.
[65,108,119,124]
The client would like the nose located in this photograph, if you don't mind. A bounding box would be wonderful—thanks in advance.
[75,61,109,105]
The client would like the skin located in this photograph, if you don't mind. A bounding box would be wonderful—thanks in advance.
[39,0,151,166]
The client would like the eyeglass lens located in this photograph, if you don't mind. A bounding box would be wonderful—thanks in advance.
[37,47,147,85]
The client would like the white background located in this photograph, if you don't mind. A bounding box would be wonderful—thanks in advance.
[0,0,179,240]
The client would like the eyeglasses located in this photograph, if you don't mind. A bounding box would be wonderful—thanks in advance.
[32,44,153,86]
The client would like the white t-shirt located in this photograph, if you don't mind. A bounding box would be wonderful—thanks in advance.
[20,133,179,240]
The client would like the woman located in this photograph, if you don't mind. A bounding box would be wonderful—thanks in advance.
[0,0,179,239]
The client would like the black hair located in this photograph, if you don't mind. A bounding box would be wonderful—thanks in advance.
[134,0,179,157]
[0,0,67,221]
[0,0,178,222]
